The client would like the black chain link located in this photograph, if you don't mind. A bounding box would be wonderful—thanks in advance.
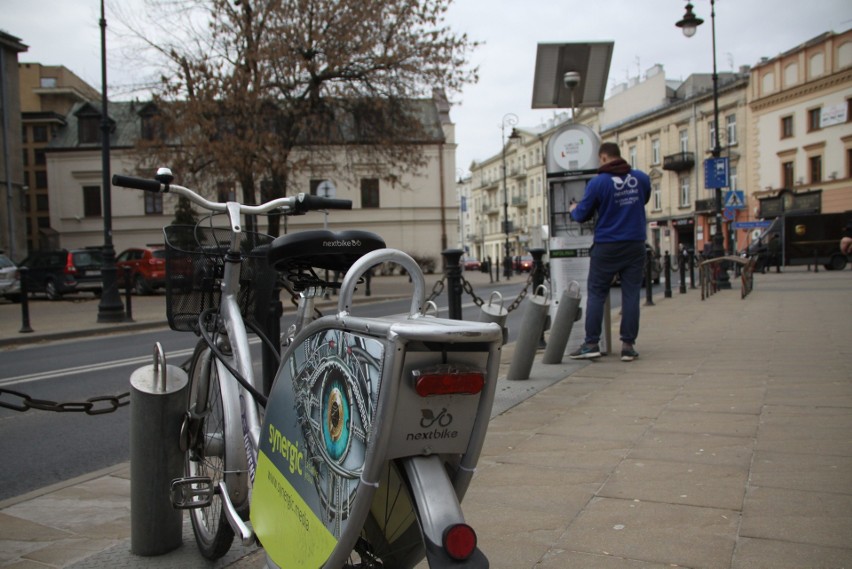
[0,387,130,415]
[426,277,445,304]
[506,273,534,312]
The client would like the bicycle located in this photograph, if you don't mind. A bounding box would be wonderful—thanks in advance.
[112,169,503,568]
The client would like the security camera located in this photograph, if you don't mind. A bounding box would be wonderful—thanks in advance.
[563,71,581,90]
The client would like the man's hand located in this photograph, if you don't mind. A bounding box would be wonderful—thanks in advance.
[841,236,852,255]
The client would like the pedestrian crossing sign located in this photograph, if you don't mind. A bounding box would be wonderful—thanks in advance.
[724,190,745,209]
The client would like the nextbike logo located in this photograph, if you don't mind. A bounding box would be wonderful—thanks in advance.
[612,174,639,191]
[323,239,361,247]
[405,408,458,441]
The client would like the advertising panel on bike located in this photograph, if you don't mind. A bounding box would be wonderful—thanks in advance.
[252,328,385,567]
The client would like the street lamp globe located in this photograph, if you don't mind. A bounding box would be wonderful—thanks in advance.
[676,3,704,38]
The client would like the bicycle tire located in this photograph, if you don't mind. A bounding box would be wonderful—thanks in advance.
[185,341,235,559]
[344,461,425,568]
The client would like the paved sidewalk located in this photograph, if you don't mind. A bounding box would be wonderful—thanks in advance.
[1,267,851,568]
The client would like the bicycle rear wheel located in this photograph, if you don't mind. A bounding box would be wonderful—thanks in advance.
[184,342,235,559]
[344,461,425,568]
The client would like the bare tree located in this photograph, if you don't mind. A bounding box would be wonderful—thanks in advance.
[119,0,479,235]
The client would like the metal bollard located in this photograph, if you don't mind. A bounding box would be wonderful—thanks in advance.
[664,251,672,298]
[123,267,134,322]
[479,291,508,345]
[129,343,188,556]
[18,267,33,333]
[442,249,464,320]
[689,253,696,289]
[644,250,655,306]
[542,282,581,364]
[507,285,550,381]
[679,257,687,294]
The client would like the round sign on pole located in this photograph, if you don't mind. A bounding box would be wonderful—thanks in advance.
[723,207,735,221]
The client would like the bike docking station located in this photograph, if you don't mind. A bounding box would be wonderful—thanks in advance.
[529,41,615,360]
[129,342,188,556]
[250,248,503,568]
[507,285,551,381]
[479,290,509,345]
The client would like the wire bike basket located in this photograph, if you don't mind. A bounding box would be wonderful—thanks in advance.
[164,225,275,333]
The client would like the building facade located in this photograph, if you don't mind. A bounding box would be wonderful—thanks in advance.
[460,28,852,262]
[44,94,458,267]
[747,29,852,230]
[0,31,27,259]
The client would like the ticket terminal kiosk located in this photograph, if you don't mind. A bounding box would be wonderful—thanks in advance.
[545,123,601,349]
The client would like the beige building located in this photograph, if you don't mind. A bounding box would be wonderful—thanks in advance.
[44,93,458,268]
[19,63,100,252]
[462,29,852,260]
[747,29,852,229]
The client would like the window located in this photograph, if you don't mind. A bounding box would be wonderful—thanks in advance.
[726,114,737,145]
[809,155,822,184]
[36,194,49,212]
[651,139,660,164]
[652,183,662,211]
[21,124,27,143]
[360,178,380,208]
[83,186,102,217]
[34,149,46,165]
[708,120,716,149]
[35,171,47,189]
[808,107,821,132]
[629,146,637,168]
[217,182,236,202]
[22,149,28,167]
[729,166,738,191]
[40,77,57,88]
[79,116,100,144]
[141,112,163,141]
[145,191,164,214]
[781,115,794,138]
[32,125,48,143]
[679,176,690,208]
[782,161,795,189]
[679,129,688,153]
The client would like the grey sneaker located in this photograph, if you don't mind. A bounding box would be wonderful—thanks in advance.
[621,346,639,362]
[569,343,601,359]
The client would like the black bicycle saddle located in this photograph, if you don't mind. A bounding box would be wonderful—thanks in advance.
[268,229,386,273]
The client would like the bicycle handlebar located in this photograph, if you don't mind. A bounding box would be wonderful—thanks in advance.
[111,173,353,216]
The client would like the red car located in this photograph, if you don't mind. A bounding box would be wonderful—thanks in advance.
[462,257,481,271]
[514,255,534,272]
[116,246,167,294]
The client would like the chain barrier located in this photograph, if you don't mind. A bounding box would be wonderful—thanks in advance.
[453,272,535,313]
[426,277,445,305]
[0,387,130,415]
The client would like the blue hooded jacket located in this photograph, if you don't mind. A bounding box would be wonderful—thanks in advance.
[570,159,651,243]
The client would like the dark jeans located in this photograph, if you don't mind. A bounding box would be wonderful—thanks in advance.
[584,241,646,346]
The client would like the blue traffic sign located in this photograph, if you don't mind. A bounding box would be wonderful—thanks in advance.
[704,157,729,189]
[732,220,772,230]
[724,190,745,209]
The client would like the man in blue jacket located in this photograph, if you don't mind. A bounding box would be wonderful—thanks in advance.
[568,142,651,362]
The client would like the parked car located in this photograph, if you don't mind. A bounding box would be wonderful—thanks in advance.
[116,245,167,295]
[18,248,104,300]
[0,253,21,302]
[462,257,481,271]
[514,255,534,272]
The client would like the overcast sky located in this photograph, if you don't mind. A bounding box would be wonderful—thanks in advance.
[4,0,852,176]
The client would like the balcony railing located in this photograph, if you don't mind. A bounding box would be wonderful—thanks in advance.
[695,198,716,213]
[663,151,695,172]
[511,195,528,206]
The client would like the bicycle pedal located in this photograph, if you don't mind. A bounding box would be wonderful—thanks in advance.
[170,476,214,509]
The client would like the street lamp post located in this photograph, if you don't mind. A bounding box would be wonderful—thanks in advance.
[97,0,125,322]
[676,0,730,289]
[500,113,519,281]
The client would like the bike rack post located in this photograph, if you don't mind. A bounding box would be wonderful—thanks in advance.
[644,250,655,306]
[507,285,550,381]
[542,281,581,364]
[664,251,673,298]
[479,291,508,345]
[442,248,464,320]
[18,267,33,333]
[129,343,188,556]
[529,247,548,348]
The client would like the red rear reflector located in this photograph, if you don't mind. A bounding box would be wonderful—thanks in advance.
[443,523,477,560]
[413,365,485,397]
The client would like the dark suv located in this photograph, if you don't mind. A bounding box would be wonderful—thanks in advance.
[116,246,166,295]
[19,248,104,300]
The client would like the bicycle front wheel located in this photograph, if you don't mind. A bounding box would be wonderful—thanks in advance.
[184,342,235,559]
